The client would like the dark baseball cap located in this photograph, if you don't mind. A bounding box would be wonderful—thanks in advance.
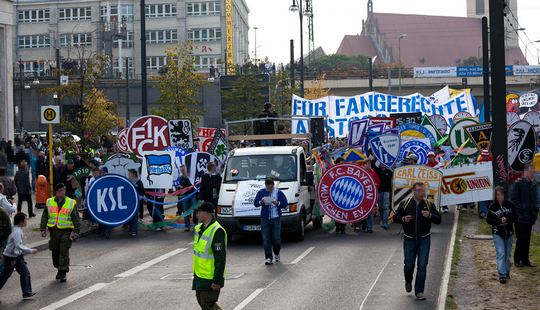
[197,202,215,213]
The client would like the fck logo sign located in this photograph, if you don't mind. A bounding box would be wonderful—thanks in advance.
[128,115,171,158]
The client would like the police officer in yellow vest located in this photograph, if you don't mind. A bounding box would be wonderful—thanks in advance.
[40,183,81,282]
[193,201,227,310]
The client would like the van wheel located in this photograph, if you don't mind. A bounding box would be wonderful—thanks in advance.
[312,215,322,230]
[295,217,305,241]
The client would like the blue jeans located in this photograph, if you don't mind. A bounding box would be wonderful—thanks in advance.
[261,217,281,260]
[102,215,138,235]
[0,255,32,295]
[260,140,273,146]
[403,236,431,294]
[478,200,489,215]
[7,162,14,176]
[366,214,373,231]
[378,191,390,228]
[493,234,513,278]
[178,195,197,228]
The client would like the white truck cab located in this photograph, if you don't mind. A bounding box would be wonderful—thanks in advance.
[216,146,320,240]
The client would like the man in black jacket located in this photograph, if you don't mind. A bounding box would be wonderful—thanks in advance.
[256,103,278,146]
[510,166,539,267]
[374,162,393,230]
[394,182,441,301]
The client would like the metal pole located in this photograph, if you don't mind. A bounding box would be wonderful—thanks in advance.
[253,27,258,63]
[125,57,130,127]
[299,0,304,97]
[290,39,295,90]
[368,57,373,91]
[489,0,508,188]
[140,0,148,115]
[398,38,402,95]
[48,123,53,196]
[482,17,491,122]
[19,60,23,132]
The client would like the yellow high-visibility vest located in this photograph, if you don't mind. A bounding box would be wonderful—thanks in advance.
[46,197,76,229]
[193,221,227,280]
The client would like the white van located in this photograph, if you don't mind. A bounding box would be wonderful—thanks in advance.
[216,146,320,240]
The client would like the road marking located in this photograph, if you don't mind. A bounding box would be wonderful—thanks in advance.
[115,248,187,278]
[437,206,459,310]
[359,248,396,310]
[188,241,194,245]
[40,283,110,310]
[233,288,265,310]
[290,246,315,264]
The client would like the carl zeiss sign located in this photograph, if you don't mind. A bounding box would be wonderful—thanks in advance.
[86,175,139,226]
[317,163,377,224]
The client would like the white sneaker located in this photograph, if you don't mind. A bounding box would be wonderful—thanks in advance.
[265,258,273,265]
[275,255,280,262]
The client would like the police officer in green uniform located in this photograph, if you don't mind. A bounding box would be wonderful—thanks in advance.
[192,202,227,310]
[40,183,81,282]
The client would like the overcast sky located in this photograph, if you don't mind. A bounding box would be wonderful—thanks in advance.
[244,0,540,65]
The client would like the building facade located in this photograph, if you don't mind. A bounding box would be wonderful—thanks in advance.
[0,0,14,139]
[14,0,249,78]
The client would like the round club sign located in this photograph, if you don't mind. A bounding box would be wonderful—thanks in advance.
[317,163,377,224]
[86,174,139,226]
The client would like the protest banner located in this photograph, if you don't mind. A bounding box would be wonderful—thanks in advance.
[163,146,190,187]
[519,93,538,108]
[440,162,493,206]
[291,88,477,138]
[116,128,130,153]
[197,127,229,152]
[369,134,400,169]
[141,150,175,189]
[453,111,474,123]
[449,118,479,156]
[421,115,443,142]
[232,181,266,218]
[86,174,139,226]
[506,111,520,126]
[391,166,442,212]
[183,152,218,185]
[168,119,194,150]
[128,115,170,158]
[508,120,536,171]
[103,154,141,178]
[207,129,229,163]
[317,163,377,223]
[347,119,369,147]
[464,123,492,151]
[397,139,431,165]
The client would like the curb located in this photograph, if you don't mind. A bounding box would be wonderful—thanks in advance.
[437,206,459,310]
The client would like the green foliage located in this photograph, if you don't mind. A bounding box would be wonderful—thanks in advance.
[457,56,482,66]
[270,69,295,117]
[81,88,119,146]
[308,54,371,72]
[152,42,204,124]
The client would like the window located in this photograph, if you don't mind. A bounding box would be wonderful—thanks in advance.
[113,32,134,48]
[113,58,134,77]
[18,35,50,48]
[145,4,177,17]
[146,30,178,44]
[187,1,221,16]
[100,4,134,21]
[59,33,92,47]
[224,155,297,183]
[59,7,91,21]
[187,28,221,42]
[476,0,485,15]
[18,9,50,23]
[193,55,218,70]
[21,61,46,73]
[146,56,167,70]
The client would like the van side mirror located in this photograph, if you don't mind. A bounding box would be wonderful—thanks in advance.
[302,172,314,186]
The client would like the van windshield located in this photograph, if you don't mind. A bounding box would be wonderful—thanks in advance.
[224,155,297,183]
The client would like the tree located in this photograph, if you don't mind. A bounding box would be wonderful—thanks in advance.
[152,42,204,124]
[221,73,267,134]
[458,56,482,66]
[308,54,371,72]
[304,73,330,100]
[80,88,118,145]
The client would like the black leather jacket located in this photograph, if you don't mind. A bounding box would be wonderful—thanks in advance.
[394,197,442,239]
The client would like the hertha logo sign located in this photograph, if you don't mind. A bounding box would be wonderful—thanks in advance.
[317,163,377,224]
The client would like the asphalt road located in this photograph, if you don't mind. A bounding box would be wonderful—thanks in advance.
[0,207,455,310]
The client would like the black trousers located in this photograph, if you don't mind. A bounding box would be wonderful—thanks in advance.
[146,196,164,224]
[17,193,33,215]
[514,223,533,264]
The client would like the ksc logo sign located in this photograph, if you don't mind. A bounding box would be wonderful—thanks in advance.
[317,163,377,224]
[86,175,139,226]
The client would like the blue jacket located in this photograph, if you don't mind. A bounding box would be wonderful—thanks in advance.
[254,188,288,219]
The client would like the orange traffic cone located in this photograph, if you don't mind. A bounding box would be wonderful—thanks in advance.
[35,175,50,209]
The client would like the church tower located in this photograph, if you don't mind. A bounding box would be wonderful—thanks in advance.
[466,0,520,47]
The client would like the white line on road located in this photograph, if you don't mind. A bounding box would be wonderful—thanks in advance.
[290,246,315,264]
[437,206,459,310]
[115,248,187,278]
[233,288,265,310]
[40,283,110,310]
[359,248,397,310]
[188,241,194,245]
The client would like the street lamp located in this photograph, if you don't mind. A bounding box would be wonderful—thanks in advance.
[525,40,540,61]
[398,33,407,95]
[289,0,306,97]
[253,27,258,64]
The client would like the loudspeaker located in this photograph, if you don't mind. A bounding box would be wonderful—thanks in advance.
[310,117,325,147]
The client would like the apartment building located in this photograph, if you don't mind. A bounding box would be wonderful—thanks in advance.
[14,0,249,77]
[1,0,14,139]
